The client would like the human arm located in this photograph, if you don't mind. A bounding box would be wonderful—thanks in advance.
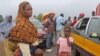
[60,17,65,25]
[67,37,74,46]
[57,37,60,54]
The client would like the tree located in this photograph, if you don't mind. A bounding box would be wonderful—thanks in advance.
[36,13,43,22]
[0,15,4,23]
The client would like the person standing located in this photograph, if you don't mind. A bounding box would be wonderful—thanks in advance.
[71,16,77,27]
[78,13,85,20]
[57,26,74,56]
[8,1,43,56]
[64,16,71,26]
[92,11,95,16]
[55,13,65,41]
[0,15,14,40]
[45,13,55,52]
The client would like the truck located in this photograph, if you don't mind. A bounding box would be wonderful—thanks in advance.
[71,16,100,56]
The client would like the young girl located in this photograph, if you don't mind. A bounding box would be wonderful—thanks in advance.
[57,26,74,56]
[34,49,43,56]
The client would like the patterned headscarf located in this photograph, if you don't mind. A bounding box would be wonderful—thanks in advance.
[9,1,38,43]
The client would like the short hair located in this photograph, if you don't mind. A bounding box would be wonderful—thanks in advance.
[34,49,43,56]
[74,16,77,19]
[92,11,95,16]
[64,26,71,32]
[60,13,64,17]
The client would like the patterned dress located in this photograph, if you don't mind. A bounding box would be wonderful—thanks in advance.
[8,1,38,44]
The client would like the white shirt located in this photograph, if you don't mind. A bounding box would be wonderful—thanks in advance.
[56,16,64,31]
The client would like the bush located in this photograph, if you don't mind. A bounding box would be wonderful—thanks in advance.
[0,15,4,23]
[36,13,43,22]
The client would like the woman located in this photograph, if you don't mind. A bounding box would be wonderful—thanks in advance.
[8,1,42,56]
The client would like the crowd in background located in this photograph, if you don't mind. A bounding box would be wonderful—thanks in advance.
[0,1,97,56]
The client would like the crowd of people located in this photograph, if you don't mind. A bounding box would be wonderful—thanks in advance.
[0,1,80,56]
[0,1,96,56]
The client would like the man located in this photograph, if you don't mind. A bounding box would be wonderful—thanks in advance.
[71,16,77,26]
[0,15,13,38]
[92,11,95,16]
[55,13,65,41]
[45,13,55,52]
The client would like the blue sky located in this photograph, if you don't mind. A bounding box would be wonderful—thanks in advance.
[0,0,100,19]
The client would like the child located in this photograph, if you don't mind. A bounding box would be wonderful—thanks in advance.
[14,47,43,56]
[13,48,22,56]
[34,49,43,56]
[57,26,74,56]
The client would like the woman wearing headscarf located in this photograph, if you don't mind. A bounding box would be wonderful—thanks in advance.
[8,1,41,56]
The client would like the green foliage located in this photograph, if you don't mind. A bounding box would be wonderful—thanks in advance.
[0,15,4,23]
[36,13,43,22]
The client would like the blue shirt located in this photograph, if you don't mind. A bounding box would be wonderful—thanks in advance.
[0,33,4,41]
[56,16,64,31]
[0,21,14,38]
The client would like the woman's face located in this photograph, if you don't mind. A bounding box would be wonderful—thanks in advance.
[24,4,32,17]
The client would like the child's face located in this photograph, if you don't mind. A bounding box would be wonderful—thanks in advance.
[64,28,70,37]
[34,49,43,56]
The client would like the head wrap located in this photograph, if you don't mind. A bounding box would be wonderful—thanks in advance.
[9,1,38,43]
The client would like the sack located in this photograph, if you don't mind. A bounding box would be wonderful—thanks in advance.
[8,40,18,52]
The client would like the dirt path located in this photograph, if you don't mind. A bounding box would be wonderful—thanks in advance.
[0,41,5,56]
[44,46,57,56]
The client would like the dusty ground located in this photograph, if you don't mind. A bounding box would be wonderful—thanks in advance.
[3,38,74,56]
[0,41,5,56]
[44,46,57,56]
[4,38,57,56]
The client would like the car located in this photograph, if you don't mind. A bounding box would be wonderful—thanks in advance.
[71,16,100,56]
